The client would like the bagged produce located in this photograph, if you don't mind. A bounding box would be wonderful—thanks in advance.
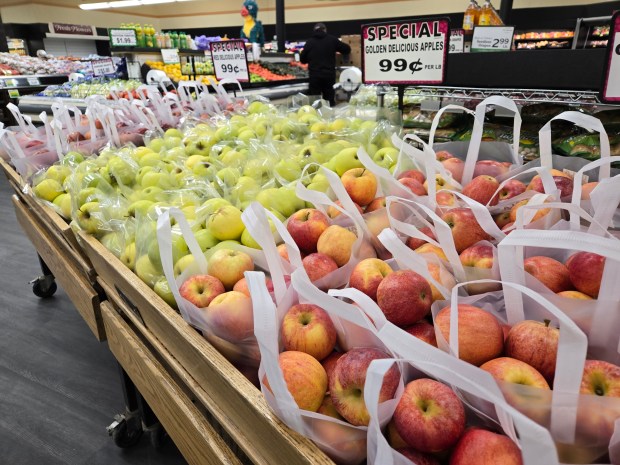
[247,268,402,464]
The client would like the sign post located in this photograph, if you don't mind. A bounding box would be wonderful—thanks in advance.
[210,40,250,82]
[601,12,620,103]
[361,18,450,110]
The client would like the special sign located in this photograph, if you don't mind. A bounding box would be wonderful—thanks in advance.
[361,18,449,85]
[210,40,250,82]
[601,12,620,103]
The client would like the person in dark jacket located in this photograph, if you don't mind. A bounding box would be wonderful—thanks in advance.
[300,23,351,106]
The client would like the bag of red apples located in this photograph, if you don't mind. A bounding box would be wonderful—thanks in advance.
[498,203,620,363]
[365,356,559,465]
[156,207,283,375]
[246,267,404,464]
[430,278,620,464]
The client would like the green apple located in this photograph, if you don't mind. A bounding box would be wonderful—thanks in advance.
[220,150,248,167]
[33,178,64,202]
[184,139,211,157]
[181,205,196,221]
[100,230,125,258]
[139,186,164,202]
[231,176,260,204]
[257,187,304,218]
[297,105,317,116]
[53,193,72,219]
[138,152,161,167]
[243,159,270,182]
[185,154,210,171]
[373,147,399,169]
[135,255,162,288]
[108,157,137,185]
[216,167,241,187]
[198,198,230,219]
[194,228,219,251]
[60,151,84,166]
[164,128,183,139]
[173,254,196,277]
[247,101,267,114]
[162,147,186,162]
[307,180,330,192]
[328,147,364,176]
[147,231,188,267]
[298,113,320,125]
[207,205,244,241]
[45,165,71,184]
[153,277,177,308]
[323,140,353,156]
[191,158,214,178]
[329,118,349,132]
[164,136,182,150]
[274,158,302,184]
[76,201,103,235]
[75,187,99,207]
[127,200,154,218]
[141,171,175,189]
[120,242,137,270]
[136,166,155,185]
[237,129,257,145]
[240,228,261,249]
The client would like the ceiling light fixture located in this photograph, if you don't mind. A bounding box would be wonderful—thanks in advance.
[79,0,193,9]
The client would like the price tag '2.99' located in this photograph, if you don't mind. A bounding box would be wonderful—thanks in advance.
[362,18,449,85]
[601,12,620,103]
[471,26,514,52]
[210,40,250,82]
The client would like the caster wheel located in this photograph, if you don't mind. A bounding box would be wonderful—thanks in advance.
[32,279,57,298]
[112,419,143,448]
[149,424,167,449]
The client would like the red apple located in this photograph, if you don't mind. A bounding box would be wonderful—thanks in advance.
[497,179,527,201]
[527,171,574,198]
[387,418,408,449]
[450,428,523,465]
[365,196,386,213]
[330,348,400,426]
[566,252,605,298]
[581,360,620,397]
[557,290,593,300]
[281,303,337,361]
[505,319,559,386]
[327,200,363,219]
[580,181,599,200]
[399,177,427,196]
[207,291,254,341]
[179,274,225,307]
[286,208,330,254]
[349,258,393,301]
[441,157,465,183]
[394,378,466,452]
[404,320,437,347]
[317,394,344,420]
[341,168,378,206]
[376,270,433,327]
[415,243,448,261]
[524,256,572,293]
[462,175,500,206]
[207,248,254,290]
[321,351,344,388]
[436,190,456,207]
[480,357,550,389]
[233,276,274,297]
[494,212,512,229]
[277,243,291,262]
[405,226,436,251]
[435,150,454,161]
[264,350,327,412]
[472,160,512,179]
[435,304,504,366]
[397,448,440,465]
[502,324,511,342]
[509,199,550,224]
[317,225,357,267]
[459,243,494,268]
[397,169,426,184]
[441,208,491,253]
[302,253,339,283]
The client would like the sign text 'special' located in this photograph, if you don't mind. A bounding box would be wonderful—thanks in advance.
[366,21,443,42]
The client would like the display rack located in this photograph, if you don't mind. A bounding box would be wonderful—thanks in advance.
[0,74,69,125]
[572,16,612,49]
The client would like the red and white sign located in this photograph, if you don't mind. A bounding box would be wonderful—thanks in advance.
[91,58,115,76]
[50,23,94,36]
[210,40,249,82]
[361,18,450,85]
[602,12,620,103]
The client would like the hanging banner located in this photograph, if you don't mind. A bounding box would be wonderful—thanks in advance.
[50,23,94,36]
[601,11,620,103]
[361,18,450,85]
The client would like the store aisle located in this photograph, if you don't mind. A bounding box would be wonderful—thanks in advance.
[0,176,187,465]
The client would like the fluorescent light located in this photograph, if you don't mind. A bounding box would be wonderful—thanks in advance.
[109,0,140,6]
[140,0,170,4]
[79,2,109,9]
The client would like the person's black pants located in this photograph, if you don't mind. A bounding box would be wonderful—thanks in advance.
[308,75,336,106]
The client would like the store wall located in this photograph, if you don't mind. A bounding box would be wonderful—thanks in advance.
[0,3,160,29]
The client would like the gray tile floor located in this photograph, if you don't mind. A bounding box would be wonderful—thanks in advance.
[0,176,187,465]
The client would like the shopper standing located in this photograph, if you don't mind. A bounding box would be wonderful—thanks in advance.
[300,23,351,106]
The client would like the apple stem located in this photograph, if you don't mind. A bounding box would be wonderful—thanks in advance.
[544,319,551,327]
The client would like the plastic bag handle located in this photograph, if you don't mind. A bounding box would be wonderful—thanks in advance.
[539,111,611,178]
[463,96,522,184]
[428,104,476,147]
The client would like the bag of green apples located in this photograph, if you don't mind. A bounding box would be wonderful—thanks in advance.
[432,279,620,464]
[242,196,373,291]
[498,202,620,363]
[365,356,560,465]
[246,267,403,465]
[156,207,287,371]
[570,156,620,233]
